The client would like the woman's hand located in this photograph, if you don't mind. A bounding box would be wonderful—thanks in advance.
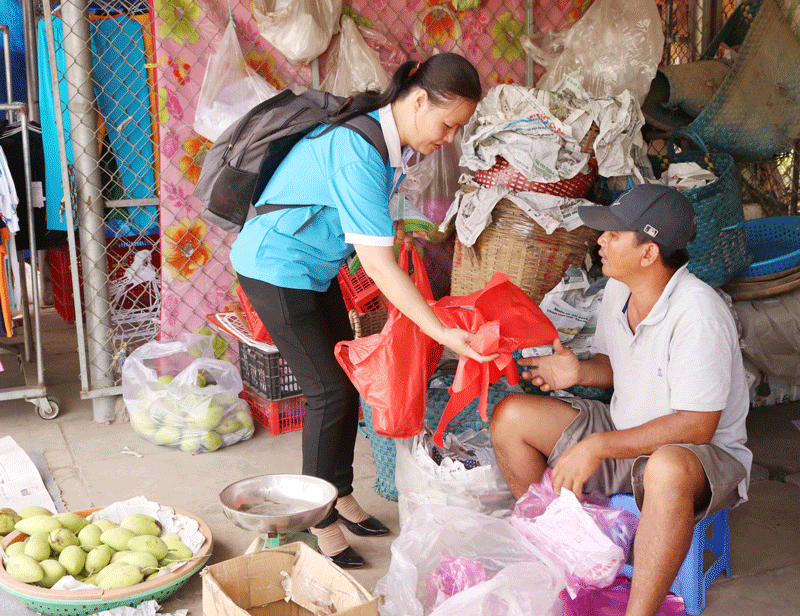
[439,328,499,364]
[394,220,415,246]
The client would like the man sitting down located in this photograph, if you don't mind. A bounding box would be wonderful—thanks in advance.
[490,183,751,616]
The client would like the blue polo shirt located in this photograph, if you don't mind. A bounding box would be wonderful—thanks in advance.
[230,107,403,291]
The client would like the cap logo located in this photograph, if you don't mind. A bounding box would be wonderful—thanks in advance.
[643,224,658,238]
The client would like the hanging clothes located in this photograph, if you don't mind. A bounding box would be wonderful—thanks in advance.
[37,11,158,235]
[0,121,68,251]
[0,220,12,336]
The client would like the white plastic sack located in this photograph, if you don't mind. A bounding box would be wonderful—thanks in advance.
[252,0,342,65]
[394,433,516,528]
[374,505,565,616]
[193,22,279,141]
[121,333,254,454]
[321,16,389,97]
[530,0,664,106]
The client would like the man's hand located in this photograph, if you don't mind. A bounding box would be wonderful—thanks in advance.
[519,338,581,392]
[551,435,604,499]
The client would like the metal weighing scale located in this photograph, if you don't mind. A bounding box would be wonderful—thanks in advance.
[219,474,338,553]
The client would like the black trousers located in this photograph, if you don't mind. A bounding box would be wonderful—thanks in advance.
[236,272,359,528]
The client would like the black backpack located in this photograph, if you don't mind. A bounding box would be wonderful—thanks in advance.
[194,89,388,234]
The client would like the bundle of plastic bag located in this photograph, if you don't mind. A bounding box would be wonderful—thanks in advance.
[529,0,664,106]
[193,21,279,142]
[321,15,389,97]
[121,333,254,453]
[252,0,342,65]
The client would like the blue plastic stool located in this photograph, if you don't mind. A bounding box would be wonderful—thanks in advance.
[610,493,732,615]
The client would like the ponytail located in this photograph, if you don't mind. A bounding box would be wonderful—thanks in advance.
[325,53,482,129]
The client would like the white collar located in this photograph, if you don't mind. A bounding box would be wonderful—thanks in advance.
[378,104,405,169]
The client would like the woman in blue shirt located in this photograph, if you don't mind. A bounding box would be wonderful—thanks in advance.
[231,54,492,568]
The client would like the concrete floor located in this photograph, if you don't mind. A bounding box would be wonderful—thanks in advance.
[1,307,799,615]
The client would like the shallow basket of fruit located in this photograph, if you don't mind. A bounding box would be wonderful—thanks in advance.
[0,502,212,616]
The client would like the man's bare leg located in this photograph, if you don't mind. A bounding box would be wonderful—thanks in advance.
[490,394,579,499]
[626,445,711,616]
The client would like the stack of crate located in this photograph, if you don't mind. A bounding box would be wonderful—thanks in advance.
[236,287,305,436]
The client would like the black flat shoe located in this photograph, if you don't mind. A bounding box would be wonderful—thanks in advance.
[326,545,366,569]
[338,514,390,537]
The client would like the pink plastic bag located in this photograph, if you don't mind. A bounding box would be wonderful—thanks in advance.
[426,550,489,611]
[561,575,687,616]
[511,469,639,597]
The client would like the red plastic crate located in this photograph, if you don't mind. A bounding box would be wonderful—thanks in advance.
[336,263,388,314]
[48,235,161,323]
[235,285,274,344]
[241,384,305,436]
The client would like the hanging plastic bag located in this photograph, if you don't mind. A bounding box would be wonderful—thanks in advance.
[121,333,254,453]
[359,25,407,75]
[334,244,443,438]
[251,0,342,65]
[321,16,389,97]
[529,0,664,106]
[194,21,279,142]
[374,504,566,616]
[510,469,639,598]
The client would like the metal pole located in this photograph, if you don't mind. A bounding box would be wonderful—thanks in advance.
[42,0,89,396]
[60,0,117,423]
[525,0,534,87]
[21,0,39,122]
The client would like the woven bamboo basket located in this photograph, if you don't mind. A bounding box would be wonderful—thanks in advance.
[348,307,389,338]
[450,194,600,305]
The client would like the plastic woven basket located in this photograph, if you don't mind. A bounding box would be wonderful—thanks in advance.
[359,398,399,501]
[738,216,800,277]
[0,507,212,616]
[474,156,598,199]
[650,129,753,288]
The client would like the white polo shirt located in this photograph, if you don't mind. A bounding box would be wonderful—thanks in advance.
[592,265,752,501]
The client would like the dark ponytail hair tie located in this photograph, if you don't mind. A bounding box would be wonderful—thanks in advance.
[408,61,421,77]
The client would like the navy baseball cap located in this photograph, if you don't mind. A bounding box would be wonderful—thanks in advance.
[578,183,697,254]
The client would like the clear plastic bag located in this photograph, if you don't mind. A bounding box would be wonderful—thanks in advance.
[121,333,254,453]
[252,0,342,65]
[321,16,389,97]
[193,22,279,142]
[395,432,516,527]
[529,0,664,105]
[373,504,565,616]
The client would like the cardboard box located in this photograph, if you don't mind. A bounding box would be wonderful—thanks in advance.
[201,542,379,616]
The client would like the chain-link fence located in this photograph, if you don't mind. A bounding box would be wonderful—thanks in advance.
[35,0,799,417]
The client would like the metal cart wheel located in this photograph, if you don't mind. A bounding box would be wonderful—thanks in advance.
[34,397,60,420]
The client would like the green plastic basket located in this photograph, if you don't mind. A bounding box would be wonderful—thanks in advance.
[0,557,210,616]
[0,507,212,616]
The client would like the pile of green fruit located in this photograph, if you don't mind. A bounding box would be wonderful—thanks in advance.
[1,506,195,590]
[127,370,255,453]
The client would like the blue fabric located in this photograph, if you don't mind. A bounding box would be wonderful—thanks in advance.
[0,1,27,106]
[37,14,157,234]
[230,110,397,291]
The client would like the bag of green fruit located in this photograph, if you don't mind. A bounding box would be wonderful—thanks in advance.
[121,333,254,452]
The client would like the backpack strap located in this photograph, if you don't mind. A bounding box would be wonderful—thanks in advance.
[254,114,390,234]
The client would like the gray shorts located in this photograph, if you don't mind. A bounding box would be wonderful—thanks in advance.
[548,398,747,523]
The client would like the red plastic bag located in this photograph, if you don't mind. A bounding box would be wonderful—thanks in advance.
[335,245,443,438]
[430,274,558,445]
